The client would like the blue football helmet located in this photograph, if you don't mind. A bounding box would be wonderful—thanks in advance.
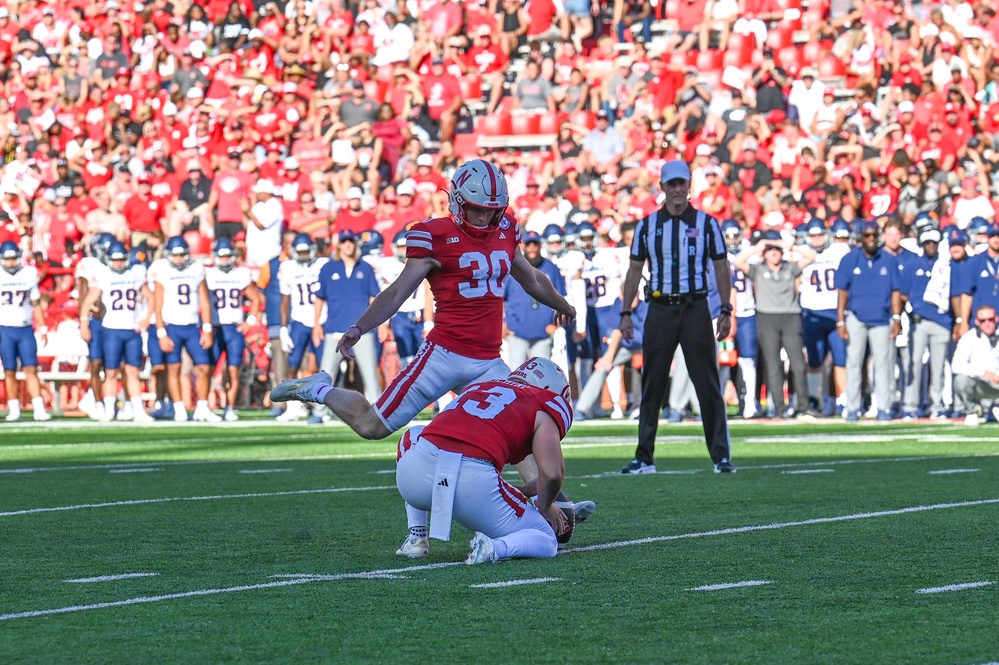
[359,229,384,256]
[968,216,990,242]
[720,219,743,255]
[913,211,939,232]
[392,230,408,260]
[165,236,191,270]
[542,223,565,258]
[107,241,129,273]
[91,232,116,263]
[830,219,852,240]
[805,219,830,250]
[214,237,237,272]
[292,233,317,265]
[129,246,151,268]
[1,239,19,274]
[563,222,579,251]
[576,221,597,257]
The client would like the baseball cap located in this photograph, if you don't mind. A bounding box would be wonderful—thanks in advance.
[596,109,610,120]
[743,138,759,151]
[763,211,785,228]
[523,231,542,244]
[137,173,153,184]
[347,186,363,200]
[823,86,835,96]
[897,101,914,114]
[282,82,298,93]
[695,143,712,156]
[163,102,178,116]
[988,222,999,237]
[248,28,264,40]
[941,42,955,52]
[338,229,358,242]
[476,25,492,36]
[430,56,444,65]
[0,8,9,17]
[186,87,204,99]
[116,66,129,77]
[397,180,416,196]
[416,154,433,167]
[765,109,787,125]
[945,102,958,113]
[252,179,274,194]
[877,164,890,176]
[228,148,242,159]
[187,159,202,172]
[284,156,299,170]
[800,66,818,78]
[919,228,942,244]
[602,173,618,185]
[946,227,969,245]
[660,160,691,182]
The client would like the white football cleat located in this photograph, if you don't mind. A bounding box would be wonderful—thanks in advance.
[224,408,239,422]
[173,408,190,423]
[132,409,154,423]
[276,401,306,422]
[572,500,596,523]
[396,535,430,559]
[964,413,981,427]
[33,410,51,422]
[115,409,132,421]
[193,410,222,423]
[98,409,115,423]
[4,412,20,422]
[465,532,498,565]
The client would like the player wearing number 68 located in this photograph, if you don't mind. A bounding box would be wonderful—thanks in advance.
[79,242,155,422]
[151,236,219,422]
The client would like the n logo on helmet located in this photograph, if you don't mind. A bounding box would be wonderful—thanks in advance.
[454,171,473,188]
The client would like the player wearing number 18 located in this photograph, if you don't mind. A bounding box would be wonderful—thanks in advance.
[0,241,50,422]
[151,236,218,422]
[205,238,263,422]
[79,242,154,422]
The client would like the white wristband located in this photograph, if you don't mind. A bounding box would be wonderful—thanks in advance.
[201,323,213,333]
[39,326,48,333]
[423,320,434,334]
[156,328,167,339]
[246,314,257,326]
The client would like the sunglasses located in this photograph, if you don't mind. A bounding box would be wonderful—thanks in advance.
[861,232,879,237]
[976,316,998,323]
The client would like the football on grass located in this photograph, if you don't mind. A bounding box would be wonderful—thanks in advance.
[554,500,576,545]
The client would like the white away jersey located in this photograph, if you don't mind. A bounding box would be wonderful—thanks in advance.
[0,265,40,327]
[799,242,850,312]
[205,265,251,326]
[151,258,206,326]
[581,248,624,308]
[92,264,148,330]
[278,257,329,326]
[75,256,105,285]
[730,260,756,317]
[381,257,426,314]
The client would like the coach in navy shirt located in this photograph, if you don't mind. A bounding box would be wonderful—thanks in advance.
[313,230,384,411]
[504,231,567,369]
[957,222,999,337]
[835,220,903,421]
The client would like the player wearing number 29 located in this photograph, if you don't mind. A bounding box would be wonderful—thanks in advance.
[79,242,154,422]
[205,238,263,422]
[396,358,573,564]
[0,241,50,422]
[152,236,218,422]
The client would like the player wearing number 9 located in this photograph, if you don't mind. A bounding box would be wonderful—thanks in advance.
[0,240,50,422]
[152,236,218,422]
[205,238,263,422]
[79,242,155,422]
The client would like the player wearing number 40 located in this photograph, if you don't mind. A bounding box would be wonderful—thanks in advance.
[270,159,582,559]
[150,236,219,423]
[205,238,263,422]
[0,241,50,422]
[80,242,155,422]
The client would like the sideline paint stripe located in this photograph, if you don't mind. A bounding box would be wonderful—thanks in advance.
[470,577,562,589]
[688,580,770,591]
[238,469,293,474]
[928,469,980,475]
[109,468,162,474]
[65,573,159,583]
[0,485,396,517]
[916,581,993,594]
[2,497,998,622]
[783,469,834,475]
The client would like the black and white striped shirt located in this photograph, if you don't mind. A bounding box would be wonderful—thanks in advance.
[630,204,726,296]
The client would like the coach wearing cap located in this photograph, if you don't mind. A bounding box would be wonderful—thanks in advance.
[619,160,735,475]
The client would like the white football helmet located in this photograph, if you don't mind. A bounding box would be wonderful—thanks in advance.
[510,357,570,400]
[448,159,509,228]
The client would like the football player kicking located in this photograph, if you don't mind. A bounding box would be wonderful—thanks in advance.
[271,159,592,559]
[152,236,219,422]
[79,242,154,422]
[396,358,573,564]
[0,241,50,421]
[205,238,263,422]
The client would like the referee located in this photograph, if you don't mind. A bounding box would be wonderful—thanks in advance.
[619,160,735,474]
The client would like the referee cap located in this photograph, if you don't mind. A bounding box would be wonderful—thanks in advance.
[660,160,691,183]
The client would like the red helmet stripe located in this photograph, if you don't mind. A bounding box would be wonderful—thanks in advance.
[485,161,498,200]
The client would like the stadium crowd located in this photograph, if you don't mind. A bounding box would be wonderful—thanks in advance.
[2,0,999,425]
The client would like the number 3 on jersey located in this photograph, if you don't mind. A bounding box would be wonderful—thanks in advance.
[459,386,517,419]
[458,250,511,298]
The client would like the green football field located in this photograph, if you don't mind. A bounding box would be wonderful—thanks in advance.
[3,417,999,664]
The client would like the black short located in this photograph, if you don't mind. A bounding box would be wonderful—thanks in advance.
[216,221,244,239]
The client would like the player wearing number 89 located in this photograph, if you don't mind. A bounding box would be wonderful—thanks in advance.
[79,242,154,422]
[276,233,329,421]
[0,241,50,421]
[152,236,218,422]
[205,238,263,422]
[395,357,573,564]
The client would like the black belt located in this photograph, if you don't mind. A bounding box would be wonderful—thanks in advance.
[648,290,708,305]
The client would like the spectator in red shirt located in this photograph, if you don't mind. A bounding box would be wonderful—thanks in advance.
[862,164,901,218]
[121,174,166,247]
[464,26,509,114]
[333,187,378,235]
[207,149,255,239]
[415,56,463,141]
[277,157,314,220]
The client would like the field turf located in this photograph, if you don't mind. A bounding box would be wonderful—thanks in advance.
[2,417,998,664]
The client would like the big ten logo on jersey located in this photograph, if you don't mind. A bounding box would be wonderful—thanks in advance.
[458,250,511,298]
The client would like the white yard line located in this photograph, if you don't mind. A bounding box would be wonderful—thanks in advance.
[687,580,771,591]
[238,469,293,474]
[470,577,562,589]
[65,573,159,583]
[109,468,162,474]
[2,497,998,622]
[782,469,834,475]
[916,581,993,594]
[927,469,980,475]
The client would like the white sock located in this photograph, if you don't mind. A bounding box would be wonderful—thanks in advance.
[606,366,623,410]
[8,399,20,415]
[130,396,144,412]
[196,400,209,413]
[104,396,116,413]
[32,396,46,413]
[737,358,757,413]
[405,503,428,529]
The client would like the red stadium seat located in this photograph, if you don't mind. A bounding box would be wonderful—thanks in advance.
[453,133,478,157]
[696,50,724,73]
[459,77,482,101]
[778,46,804,77]
[803,39,834,63]
[363,80,385,104]
[538,112,567,135]
[670,51,697,69]
[818,54,847,78]
[568,110,596,130]
[723,47,755,69]
[663,0,680,19]
[479,113,512,136]
[184,231,212,257]
[727,32,757,57]
[511,113,541,135]
[765,26,795,51]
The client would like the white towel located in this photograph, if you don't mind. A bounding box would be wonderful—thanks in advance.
[429,450,463,542]
[922,256,951,314]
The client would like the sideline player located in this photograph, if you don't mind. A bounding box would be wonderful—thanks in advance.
[395,357,573,564]
[0,241,50,421]
[383,230,433,370]
[722,220,760,418]
[76,233,115,420]
[206,238,263,421]
[152,236,218,422]
[270,159,580,557]
[79,242,154,422]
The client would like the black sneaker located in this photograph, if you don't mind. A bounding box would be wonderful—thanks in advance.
[621,458,657,474]
[714,458,736,473]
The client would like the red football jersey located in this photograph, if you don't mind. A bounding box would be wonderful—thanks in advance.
[406,215,521,359]
[420,379,572,469]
